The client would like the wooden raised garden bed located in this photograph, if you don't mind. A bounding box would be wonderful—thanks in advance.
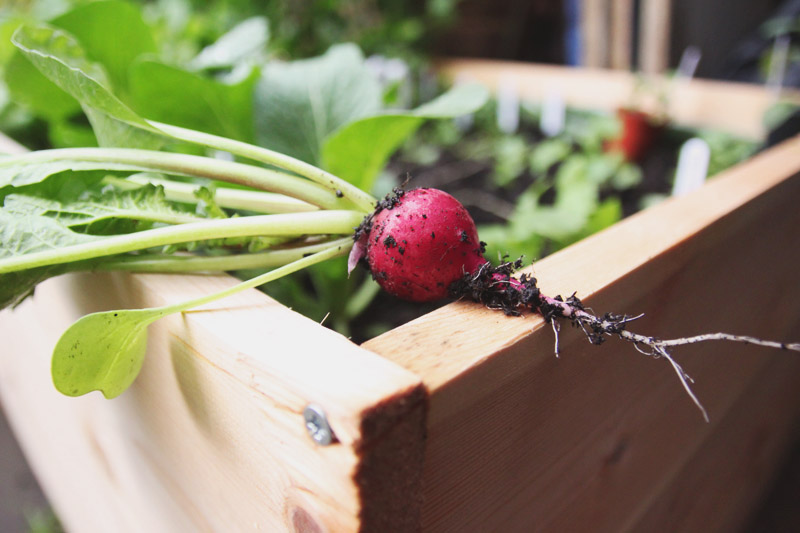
[2,61,800,532]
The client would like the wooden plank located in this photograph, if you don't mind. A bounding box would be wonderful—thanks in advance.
[435,58,800,139]
[0,271,426,532]
[364,136,800,531]
[580,0,610,68]
[639,0,672,74]
[610,0,634,70]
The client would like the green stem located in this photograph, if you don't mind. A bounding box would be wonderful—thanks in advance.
[344,277,382,319]
[157,243,349,315]
[1,148,348,210]
[105,175,318,214]
[95,237,353,273]
[0,210,363,274]
[149,121,378,212]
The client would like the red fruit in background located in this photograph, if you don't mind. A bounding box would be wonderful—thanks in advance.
[605,108,665,162]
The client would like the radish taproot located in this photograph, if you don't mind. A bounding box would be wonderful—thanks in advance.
[351,187,800,420]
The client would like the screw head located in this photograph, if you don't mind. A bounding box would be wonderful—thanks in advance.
[303,404,334,446]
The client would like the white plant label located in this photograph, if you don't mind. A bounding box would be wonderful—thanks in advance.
[540,89,566,137]
[496,75,520,134]
[672,137,710,196]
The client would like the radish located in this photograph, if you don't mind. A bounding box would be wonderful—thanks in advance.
[352,187,800,420]
[351,188,486,301]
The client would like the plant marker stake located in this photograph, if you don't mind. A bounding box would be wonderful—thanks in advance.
[767,35,790,101]
[540,87,566,137]
[672,137,710,196]
[365,55,411,108]
[496,74,520,134]
[676,46,701,82]
[453,73,477,132]
[304,404,335,446]
[667,46,701,115]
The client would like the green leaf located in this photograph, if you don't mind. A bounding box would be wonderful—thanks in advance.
[12,23,142,125]
[529,138,571,175]
[50,244,348,398]
[0,157,150,189]
[47,117,99,148]
[129,60,258,142]
[3,184,199,227]
[0,209,99,309]
[11,23,163,148]
[254,43,382,164]
[479,222,544,265]
[52,0,157,96]
[504,155,601,242]
[0,169,106,204]
[322,83,489,191]
[0,265,68,310]
[491,136,528,187]
[0,209,99,259]
[51,307,163,398]
[610,161,642,189]
[189,16,269,71]
[4,49,82,121]
[83,106,164,149]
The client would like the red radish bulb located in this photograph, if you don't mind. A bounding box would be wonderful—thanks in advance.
[363,188,487,302]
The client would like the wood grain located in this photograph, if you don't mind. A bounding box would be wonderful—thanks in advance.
[0,272,426,532]
[364,136,800,531]
[2,72,800,532]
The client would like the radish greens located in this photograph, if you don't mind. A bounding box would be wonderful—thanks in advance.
[0,4,487,398]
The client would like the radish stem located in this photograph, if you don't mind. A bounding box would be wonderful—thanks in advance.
[0,210,364,273]
[1,148,349,210]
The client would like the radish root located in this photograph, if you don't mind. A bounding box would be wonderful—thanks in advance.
[452,259,800,421]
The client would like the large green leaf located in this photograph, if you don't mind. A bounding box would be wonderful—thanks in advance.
[0,209,99,259]
[130,60,258,142]
[11,23,163,148]
[4,48,81,121]
[253,43,381,165]
[189,16,269,71]
[322,83,489,191]
[52,0,157,96]
[0,209,99,309]
[11,24,143,125]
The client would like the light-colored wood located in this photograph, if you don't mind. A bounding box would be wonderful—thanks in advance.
[610,0,634,69]
[3,69,800,533]
[580,0,610,68]
[0,271,426,532]
[639,0,672,74]
[435,58,800,139]
[364,135,800,531]
[0,131,26,155]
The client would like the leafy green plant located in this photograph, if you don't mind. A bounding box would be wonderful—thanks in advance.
[390,97,756,267]
[0,4,487,397]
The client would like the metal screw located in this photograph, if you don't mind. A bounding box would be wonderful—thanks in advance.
[303,404,335,446]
